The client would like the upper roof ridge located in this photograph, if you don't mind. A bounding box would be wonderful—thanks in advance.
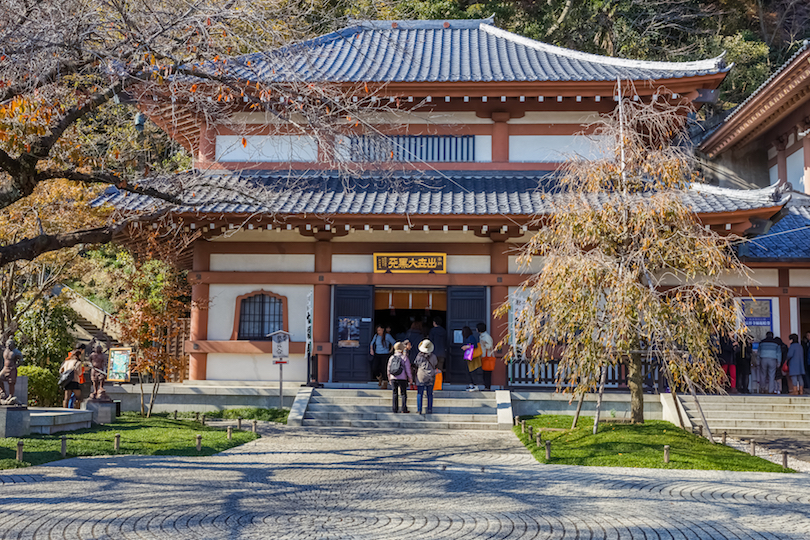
[481,24,727,73]
[349,17,495,30]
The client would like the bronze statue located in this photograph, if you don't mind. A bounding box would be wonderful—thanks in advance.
[89,345,110,401]
[0,338,21,406]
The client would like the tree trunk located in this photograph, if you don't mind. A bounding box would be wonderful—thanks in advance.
[627,353,644,423]
[592,366,608,434]
[571,392,585,429]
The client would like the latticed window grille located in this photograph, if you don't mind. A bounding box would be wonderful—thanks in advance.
[349,135,475,162]
[237,294,284,340]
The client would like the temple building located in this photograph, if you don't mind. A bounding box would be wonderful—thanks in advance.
[100,18,798,388]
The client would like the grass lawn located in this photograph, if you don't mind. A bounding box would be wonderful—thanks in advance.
[0,412,258,470]
[515,415,792,473]
[199,407,288,424]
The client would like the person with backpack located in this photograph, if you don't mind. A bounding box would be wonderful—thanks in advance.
[414,340,438,415]
[59,347,84,409]
[388,341,412,413]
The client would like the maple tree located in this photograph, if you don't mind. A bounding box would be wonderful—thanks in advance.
[500,94,746,424]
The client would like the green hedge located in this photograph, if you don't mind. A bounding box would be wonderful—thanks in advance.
[17,365,60,406]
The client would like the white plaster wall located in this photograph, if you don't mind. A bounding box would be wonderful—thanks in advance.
[475,135,492,162]
[331,231,491,243]
[790,269,810,286]
[209,230,316,243]
[208,284,313,341]
[787,148,805,192]
[447,255,490,273]
[509,135,607,162]
[216,135,318,162]
[769,164,779,185]
[332,254,373,272]
[509,111,599,124]
[210,254,314,272]
[206,353,308,381]
[508,255,544,274]
[790,297,799,335]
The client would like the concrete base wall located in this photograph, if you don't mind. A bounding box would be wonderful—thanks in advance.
[510,391,664,420]
[106,383,299,413]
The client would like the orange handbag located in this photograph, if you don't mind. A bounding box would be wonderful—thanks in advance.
[481,356,496,371]
[433,371,443,391]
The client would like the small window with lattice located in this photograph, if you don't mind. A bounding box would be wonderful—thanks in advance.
[234,291,287,340]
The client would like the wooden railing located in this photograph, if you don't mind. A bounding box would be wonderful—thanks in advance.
[508,356,666,393]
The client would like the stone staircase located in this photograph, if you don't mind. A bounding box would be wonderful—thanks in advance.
[74,313,122,348]
[680,394,810,438]
[301,388,505,430]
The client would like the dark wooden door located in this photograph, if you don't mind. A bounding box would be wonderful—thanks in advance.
[332,286,374,382]
[446,286,488,383]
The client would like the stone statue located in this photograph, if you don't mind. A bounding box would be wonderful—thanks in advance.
[0,338,21,406]
[89,345,111,401]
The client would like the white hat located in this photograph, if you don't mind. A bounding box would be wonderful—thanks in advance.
[418,340,434,354]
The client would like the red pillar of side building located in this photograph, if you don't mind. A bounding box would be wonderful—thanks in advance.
[189,240,211,380]
[490,240,509,388]
[314,238,332,383]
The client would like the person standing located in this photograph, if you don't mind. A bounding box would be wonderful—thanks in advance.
[60,348,84,409]
[786,334,805,395]
[461,326,483,391]
[388,342,412,413]
[718,334,738,393]
[370,326,395,388]
[736,336,752,394]
[428,317,447,374]
[414,340,438,415]
[477,322,495,390]
[758,332,781,394]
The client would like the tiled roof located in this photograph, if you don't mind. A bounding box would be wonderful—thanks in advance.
[224,19,729,84]
[95,170,787,217]
[745,196,810,261]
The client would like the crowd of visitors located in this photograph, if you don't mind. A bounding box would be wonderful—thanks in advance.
[724,330,810,395]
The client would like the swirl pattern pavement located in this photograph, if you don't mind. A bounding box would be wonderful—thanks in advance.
[2,423,809,539]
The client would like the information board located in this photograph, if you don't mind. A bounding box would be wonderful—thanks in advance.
[107,347,132,382]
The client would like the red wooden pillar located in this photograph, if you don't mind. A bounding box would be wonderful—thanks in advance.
[491,112,510,163]
[189,241,211,380]
[490,240,509,388]
[314,238,332,382]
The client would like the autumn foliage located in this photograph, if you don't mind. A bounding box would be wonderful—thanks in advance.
[500,94,747,423]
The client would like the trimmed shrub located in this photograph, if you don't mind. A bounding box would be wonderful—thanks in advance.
[17,365,60,406]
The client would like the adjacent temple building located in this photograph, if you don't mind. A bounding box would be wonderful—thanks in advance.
[100,19,808,389]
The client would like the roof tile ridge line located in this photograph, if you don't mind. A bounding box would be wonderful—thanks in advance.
[724,43,810,123]
[354,19,494,30]
[480,24,726,73]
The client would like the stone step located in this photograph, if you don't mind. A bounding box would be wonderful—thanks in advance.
[693,420,810,430]
[683,395,810,405]
[683,411,810,421]
[308,396,495,407]
[713,428,810,438]
[303,412,497,423]
[28,408,93,435]
[301,418,503,430]
[681,403,810,413]
[306,404,496,415]
[312,389,496,399]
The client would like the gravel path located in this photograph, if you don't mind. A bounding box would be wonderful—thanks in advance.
[2,422,809,539]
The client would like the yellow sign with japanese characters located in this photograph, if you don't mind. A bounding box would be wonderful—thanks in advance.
[374,253,447,273]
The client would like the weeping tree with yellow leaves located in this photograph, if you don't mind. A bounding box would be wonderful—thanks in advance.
[500,93,746,426]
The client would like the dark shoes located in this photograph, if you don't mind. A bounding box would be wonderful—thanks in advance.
[401,409,410,414]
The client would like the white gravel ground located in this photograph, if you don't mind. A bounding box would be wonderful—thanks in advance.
[723,437,810,472]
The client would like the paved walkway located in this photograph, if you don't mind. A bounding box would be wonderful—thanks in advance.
[2,423,810,539]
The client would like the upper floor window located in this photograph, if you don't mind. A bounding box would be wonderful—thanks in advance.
[346,135,476,162]
[234,291,286,340]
